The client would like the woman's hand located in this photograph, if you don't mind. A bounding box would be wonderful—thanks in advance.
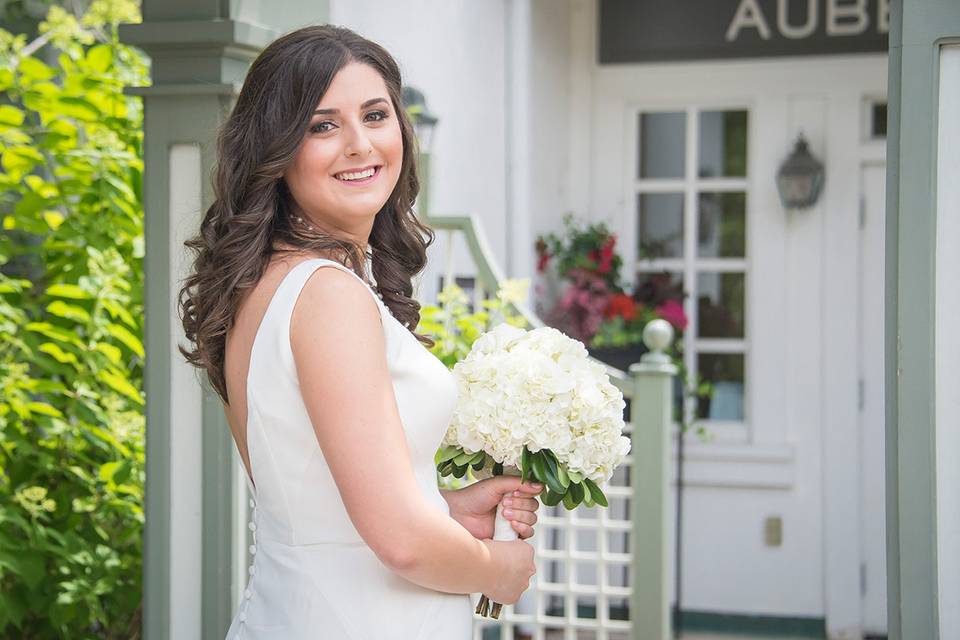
[442,476,543,540]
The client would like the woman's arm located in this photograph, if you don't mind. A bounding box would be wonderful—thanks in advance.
[291,267,533,598]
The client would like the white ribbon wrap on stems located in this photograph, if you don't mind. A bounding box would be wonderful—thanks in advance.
[493,502,517,542]
[492,465,523,542]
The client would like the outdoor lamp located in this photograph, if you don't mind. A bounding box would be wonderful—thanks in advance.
[776,133,825,210]
[401,86,439,153]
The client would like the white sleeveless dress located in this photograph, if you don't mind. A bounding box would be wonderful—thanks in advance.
[224,258,474,640]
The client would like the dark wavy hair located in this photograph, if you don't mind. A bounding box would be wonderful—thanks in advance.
[178,24,435,403]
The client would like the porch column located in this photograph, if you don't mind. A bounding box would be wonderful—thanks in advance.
[119,2,328,638]
[886,1,960,638]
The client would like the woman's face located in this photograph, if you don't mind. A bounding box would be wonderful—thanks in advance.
[284,62,403,241]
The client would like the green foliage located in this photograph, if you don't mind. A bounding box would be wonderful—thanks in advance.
[417,278,530,370]
[0,1,147,637]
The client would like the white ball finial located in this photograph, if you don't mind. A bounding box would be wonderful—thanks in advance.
[642,319,674,353]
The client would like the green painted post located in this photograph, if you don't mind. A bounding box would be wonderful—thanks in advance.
[629,320,677,640]
[886,1,960,638]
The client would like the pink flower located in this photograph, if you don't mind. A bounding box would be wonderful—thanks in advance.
[553,271,610,341]
[655,299,688,332]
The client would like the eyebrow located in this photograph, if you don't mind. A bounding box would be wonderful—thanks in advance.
[313,98,389,115]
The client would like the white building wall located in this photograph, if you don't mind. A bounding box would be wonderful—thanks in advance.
[527,0,571,277]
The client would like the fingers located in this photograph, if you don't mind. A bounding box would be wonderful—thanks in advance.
[502,495,539,540]
[512,519,536,540]
[505,508,538,527]
[515,481,543,495]
[502,496,539,513]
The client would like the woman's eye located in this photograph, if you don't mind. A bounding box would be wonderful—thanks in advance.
[309,121,335,134]
[366,110,388,122]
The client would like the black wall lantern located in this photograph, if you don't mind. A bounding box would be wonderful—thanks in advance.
[401,86,439,154]
[776,133,825,210]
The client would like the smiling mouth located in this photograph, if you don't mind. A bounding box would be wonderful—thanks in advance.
[333,165,382,185]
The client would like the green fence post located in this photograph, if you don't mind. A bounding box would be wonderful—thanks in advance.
[629,319,677,640]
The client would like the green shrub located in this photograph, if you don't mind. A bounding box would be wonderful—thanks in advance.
[0,1,147,637]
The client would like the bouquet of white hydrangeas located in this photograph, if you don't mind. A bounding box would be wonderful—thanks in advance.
[434,322,630,617]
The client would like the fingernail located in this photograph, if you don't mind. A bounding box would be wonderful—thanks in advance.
[503,509,514,517]
[531,483,543,489]
[503,497,513,506]
[514,490,521,497]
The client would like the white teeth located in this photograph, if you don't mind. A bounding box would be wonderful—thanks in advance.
[336,167,376,181]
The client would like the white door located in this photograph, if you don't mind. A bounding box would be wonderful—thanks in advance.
[859,163,887,635]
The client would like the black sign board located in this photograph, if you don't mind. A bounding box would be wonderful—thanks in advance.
[599,0,889,64]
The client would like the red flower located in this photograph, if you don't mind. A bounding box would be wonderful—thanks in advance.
[654,299,688,331]
[598,236,616,274]
[604,293,637,321]
[537,252,551,273]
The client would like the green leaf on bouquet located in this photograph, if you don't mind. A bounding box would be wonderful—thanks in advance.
[435,446,461,465]
[568,481,584,505]
[568,470,583,483]
[541,488,564,506]
[530,451,548,485]
[454,450,477,466]
[471,454,486,471]
[452,463,469,479]
[562,489,577,510]
[540,451,566,495]
[555,461,570,489]
[583,478,608,507]
[438,460,455,477]
[582,485,595,508]
[521,447,532,482]
[544,449,569,489]
[493,462,504,476]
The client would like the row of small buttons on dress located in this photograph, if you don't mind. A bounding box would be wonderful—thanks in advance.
[237,497,259,632]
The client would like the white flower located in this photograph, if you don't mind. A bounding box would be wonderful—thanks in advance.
[445,322,630,486]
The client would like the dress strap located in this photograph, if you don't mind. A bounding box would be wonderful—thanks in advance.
[276,258,387,328]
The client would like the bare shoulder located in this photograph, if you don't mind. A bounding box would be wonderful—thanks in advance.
[289,263,384,360]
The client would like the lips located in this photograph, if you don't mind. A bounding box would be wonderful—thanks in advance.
[333,164,382,185]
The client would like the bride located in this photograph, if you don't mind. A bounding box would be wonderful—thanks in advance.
[177,24,541,640]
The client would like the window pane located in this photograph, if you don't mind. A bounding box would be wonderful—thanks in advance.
[638,193,684,258]
[696,353,744,421]
[633,271,684,308]
[698,191,746,258]
[697,272,745,338]
[698,110,748,178]
[639,112,686,179]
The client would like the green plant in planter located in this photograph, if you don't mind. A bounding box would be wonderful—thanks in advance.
[535,212,624,291]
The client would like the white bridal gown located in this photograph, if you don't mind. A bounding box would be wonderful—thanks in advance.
[224,258,474,640]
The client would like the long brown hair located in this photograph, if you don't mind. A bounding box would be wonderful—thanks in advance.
[178,25,435,403]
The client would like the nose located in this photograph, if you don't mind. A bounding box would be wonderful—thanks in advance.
[344,120,373,158]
